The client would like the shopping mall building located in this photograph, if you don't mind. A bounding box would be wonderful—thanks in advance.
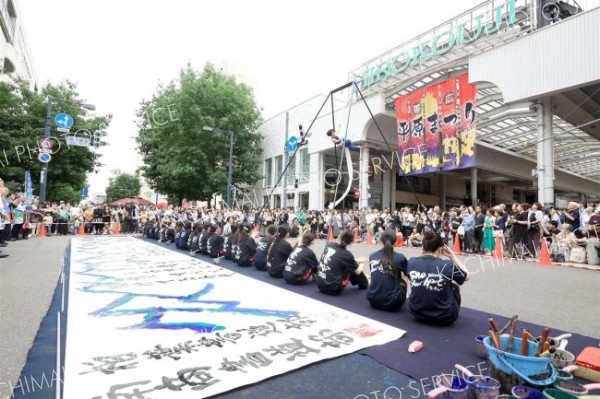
[249,0,600,211]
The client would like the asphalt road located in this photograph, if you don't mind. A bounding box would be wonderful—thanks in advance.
[0,235,598,399]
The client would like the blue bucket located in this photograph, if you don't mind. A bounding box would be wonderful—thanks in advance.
[483,336,557,387]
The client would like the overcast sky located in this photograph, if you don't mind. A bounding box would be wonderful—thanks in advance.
[19,0,482,196]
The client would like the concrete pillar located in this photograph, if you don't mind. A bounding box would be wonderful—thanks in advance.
[382,167,391,211]
[309,152,324,210]
[470,168,478,207]
[359,146,370,209]
[440,174,447,210]
[537,97,554,206]
[390,165,397,210]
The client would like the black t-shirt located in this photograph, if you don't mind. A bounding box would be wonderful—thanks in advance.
[474,214,485,231]
[367,249,408,310]
[267,240,293,278]
[177,229,191,249]
[567,209,580,231]
[254,236,274,271]
[407,255,467,322]
[190,232,200,252]
[208,234,224,258]
[224,236,233,259]
[283,246,319,284]
[174,230,182,243]
[450,217,463,231]
[316,242,358,294]
[200,231,210,254]
[513,211,529,240]
[235,237,257,267]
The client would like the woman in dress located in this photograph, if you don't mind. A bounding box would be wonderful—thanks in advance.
[482,209,496,254]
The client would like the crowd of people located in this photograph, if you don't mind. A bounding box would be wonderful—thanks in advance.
[143,211,468,325]
[2,176,598,266]
[3,174,598,323]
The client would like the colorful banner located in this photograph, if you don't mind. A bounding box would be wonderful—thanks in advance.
[395,95,411,175]
[439,77,459,169]
[396,73,477,175]
[458,73,477,169]
[422,85,441,174]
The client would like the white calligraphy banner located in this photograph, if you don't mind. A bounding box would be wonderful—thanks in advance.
[63,237,406,399]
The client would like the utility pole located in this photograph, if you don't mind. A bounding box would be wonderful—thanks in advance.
[282,112,289,210]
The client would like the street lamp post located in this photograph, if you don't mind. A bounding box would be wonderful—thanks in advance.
[202,126,234,208]
[39,95,95,202]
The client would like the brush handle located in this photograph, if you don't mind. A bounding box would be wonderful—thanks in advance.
[489,317,500,333]
[428,387,449,399]
[489,329,501,350]
[521,330,529,355]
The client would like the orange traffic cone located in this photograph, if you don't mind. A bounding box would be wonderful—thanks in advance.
[366,230,373,246]
[79,222,85,236]
[395,234,404,248]
[354,229,360,243]
[38,224,47,238]
[538,239,552,267]
[327,227,334,243]
[493,236,505,260]
[114,221,121,235]
[453,233,461,254]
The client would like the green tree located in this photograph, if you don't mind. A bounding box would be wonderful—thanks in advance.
[105,173,141,203]
[136,64,263,205]
[0,79,111,201]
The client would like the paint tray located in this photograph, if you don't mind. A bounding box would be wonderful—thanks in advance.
[574,347,600,383]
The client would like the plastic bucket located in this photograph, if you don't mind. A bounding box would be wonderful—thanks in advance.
[513,386,546,399]
[552,350,575,369]
[484,336,557,390]
[466,375,501,399]
[496,396,520,399]
[428,373,469,399]
[543,389,580,399]
[476,335,488,359]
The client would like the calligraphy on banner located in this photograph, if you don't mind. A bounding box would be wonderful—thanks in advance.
[64,237,406,399]
[395,72,477,175]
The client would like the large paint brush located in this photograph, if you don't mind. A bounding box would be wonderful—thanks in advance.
[536,328,551,356]
[507,317,518,353]
[521,329,529,356]
[489,328,501,350]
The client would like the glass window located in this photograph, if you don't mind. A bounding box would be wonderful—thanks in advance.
[299,149,309,184]
[287,156,296,187]
[264,159,272,188]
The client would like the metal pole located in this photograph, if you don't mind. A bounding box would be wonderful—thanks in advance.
[282,112,289,210]
[226,131,234,208]
[39,96,54,202]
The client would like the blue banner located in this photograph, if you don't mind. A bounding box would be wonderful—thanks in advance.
[25,171,33,200]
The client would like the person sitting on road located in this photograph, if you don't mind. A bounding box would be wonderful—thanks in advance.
[224,223,238,260]
[267,224,293,278]
[283,232,320,285]
[407,231,469,326]
[367,230,409,312]
[234,223,258,267]
[316,229,369,296]
[207,225,225,258]
[254,225,276,271]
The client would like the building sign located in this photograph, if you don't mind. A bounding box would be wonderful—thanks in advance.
[395,72,476,175]
[353,0,518,90]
